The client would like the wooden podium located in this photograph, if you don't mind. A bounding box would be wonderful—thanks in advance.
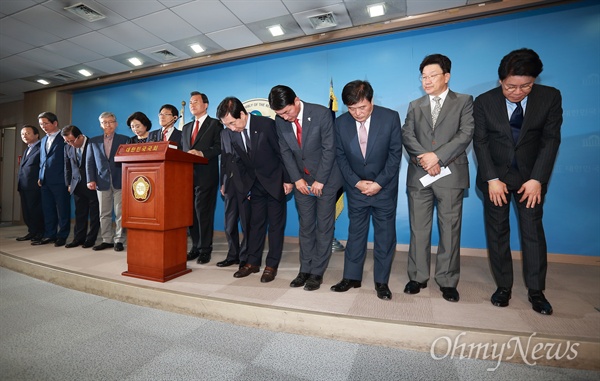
[115,141,206,282]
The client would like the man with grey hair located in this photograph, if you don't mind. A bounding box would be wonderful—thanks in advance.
[86,112,129,252]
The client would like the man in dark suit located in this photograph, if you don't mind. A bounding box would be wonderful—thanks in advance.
[148,104,182,149]
[33,112,71,247]
[16,125,44,242]
[61,125,100,249]
[181,92,222,264]
[269,85,343,291]
[473,48,562,315]
[217,97,292,283]
[86,112,129,252]
[332,80,402,300]
[401,54,474,303]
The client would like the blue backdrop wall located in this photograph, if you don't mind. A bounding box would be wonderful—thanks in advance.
[72,1,600,256]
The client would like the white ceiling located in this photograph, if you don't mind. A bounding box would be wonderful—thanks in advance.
[0,0,491,104]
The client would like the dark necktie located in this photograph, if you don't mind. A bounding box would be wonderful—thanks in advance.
[242,129,251,153]
[510,101,523,144]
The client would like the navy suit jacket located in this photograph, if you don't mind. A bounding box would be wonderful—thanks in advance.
[39,133,67,185]
[335,105,403,206]
[86,133,129,190]
[181,116,221,189]
[473,84,562,188]
[64,138,91,194]
[148,128,182,149]
[18,141,41,191]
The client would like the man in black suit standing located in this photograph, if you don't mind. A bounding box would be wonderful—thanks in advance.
[332,80,403,300]
[269,85,343,291]
[473,48,562,315]
[61,125,100,249]
[148,104,182,149]
[181,92,222,264]
[16,125,44,242]
[217,97,292,283]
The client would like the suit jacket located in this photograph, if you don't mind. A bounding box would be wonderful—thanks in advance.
[39,133,67,185]
[181,116,221,189]
[335,105,403,205]
[18,141,41,191]
[85,133,129,190]
[473,85,562,188]
[402,90,474,189]
[275,101,342,191]
[64,138,91,194]
[220,127,243,200]
[148,128,182,149]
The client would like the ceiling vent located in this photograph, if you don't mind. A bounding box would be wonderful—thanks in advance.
[152,49,178,61]
[308,12,337,29]
[64,3,106,22]
[53,73,75,81]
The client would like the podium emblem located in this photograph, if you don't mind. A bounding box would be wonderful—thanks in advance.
[132,175,151,202]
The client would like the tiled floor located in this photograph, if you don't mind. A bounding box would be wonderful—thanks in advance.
[1,223,599,373]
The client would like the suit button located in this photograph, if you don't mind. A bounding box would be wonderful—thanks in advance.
[432,140,436,145]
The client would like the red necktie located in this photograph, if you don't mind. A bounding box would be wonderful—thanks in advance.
[191,120,199,143]
[294,119,302,148]
[162,128,168,141]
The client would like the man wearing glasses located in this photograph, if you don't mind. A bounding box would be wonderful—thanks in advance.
[149,104,182,149]
[473,48,562,315]
[86,112,129,252]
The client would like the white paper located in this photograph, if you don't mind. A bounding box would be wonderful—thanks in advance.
[419,166,452,187]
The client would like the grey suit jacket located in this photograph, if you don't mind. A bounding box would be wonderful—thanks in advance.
[402,90,474,189]
[64,138,90,194]
[275,101,342,191]
[85,133,129,190]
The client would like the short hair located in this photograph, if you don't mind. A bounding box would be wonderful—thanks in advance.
[268,85,296,111]
[126,111,152,131]
[498,48,543,80]
[190,91,209,104]
[22,124,39,136]
[159,104,179,118]
[420,54,451,74]
[61,125,82,137]
[341,80,374,106]
[216,97,247,120]
[99,112,117,122]
[38,111,58,124]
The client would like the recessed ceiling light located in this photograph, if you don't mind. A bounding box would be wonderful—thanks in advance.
[190,44,205,53]
[128,57,143,66]
[78,69,92,77]
[368,3,386,18]
[37,79,50,85]
[268,24,284,37]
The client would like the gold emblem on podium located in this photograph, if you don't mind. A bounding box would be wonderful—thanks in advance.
[132,175,151,202]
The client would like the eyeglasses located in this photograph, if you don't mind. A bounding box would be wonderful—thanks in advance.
[64,135,80,145]
[101,120,116,126]
[419,73,444,82]
[502,82,533,93]
[158,113,173,117]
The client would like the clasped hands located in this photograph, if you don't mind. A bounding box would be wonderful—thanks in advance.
[356,180,381,196]
[418,152,441,176]
[488,179,542,208]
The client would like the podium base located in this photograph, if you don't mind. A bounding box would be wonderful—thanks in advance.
[122,268,192,283]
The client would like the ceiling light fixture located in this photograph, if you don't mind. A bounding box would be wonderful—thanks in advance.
[128,57,143,66]
[37,79,50,85]
[78,69,92,77]
[268,24,284,37]
[368,3,386,18]
[190,44,205,53]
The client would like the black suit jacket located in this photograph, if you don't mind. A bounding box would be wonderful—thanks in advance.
[18,142,41,191]
[148,128,182,149]
[181,116,221,189]
[64,138,91,194]
[473,85,562,188]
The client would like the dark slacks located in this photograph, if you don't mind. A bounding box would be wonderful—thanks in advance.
[72,183,100,243]
[41,183,71,240]
[223,190,250,263]
[19,189,45,236]
[190,185,218,254]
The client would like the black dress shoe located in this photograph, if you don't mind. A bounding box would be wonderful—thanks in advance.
[491,287,511,307]
[92,242,114,251]
[114,243,124,252]
[440,287,459,302]
[404,280,427,294]
[375,283,392,300]
[197,252,211,264]
[31,235,43,242]
[260,266,277,283]
[528,290,553,315]
[65,240,83,248]
[216,259,240,267]
[82,241,95,249]
[16,233,36,241]
[186,249,200,261]
[330,278,362,292]
[304,275,323,291]
[234,264,260,278]
[31,238,56,246]
[54,238,66,247]
[290,272,310,288]
[238,261,247,269]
